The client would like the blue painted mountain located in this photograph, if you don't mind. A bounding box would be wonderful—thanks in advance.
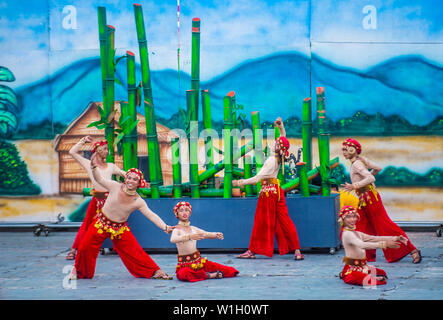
[14,52,443,138]
[311,54,443,126]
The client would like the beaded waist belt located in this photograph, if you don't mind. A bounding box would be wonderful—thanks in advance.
[260,178,281,200]
[91,189,109,199]
[356,185,379,208]
[176,251,207,271]
[343,256,367,267]
[94,210,130,240]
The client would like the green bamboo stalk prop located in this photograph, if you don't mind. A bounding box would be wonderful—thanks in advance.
[159,140,254,190]
[121,51,138,170]
[171,137,182,198]
[316,87,331,196]
[243,155,254,196]
[138,186,173,198]
[97,7,108,138]
[232,167,244,177]
[186,89,200,198]
[134,3,163,192]
[201,89,215,188]
[104,25,116,163]
[223,92,234,198]
[302,97,313,171]
[297,162,310,197]
[197,140,253,183]
[191,18,201,109]
[231,93,239,169]
[281,157,340,192]
[251,111,263,194]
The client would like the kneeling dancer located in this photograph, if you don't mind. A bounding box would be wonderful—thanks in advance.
[71,153,173,280]
[170,201,239,282]
[339,205,407,286]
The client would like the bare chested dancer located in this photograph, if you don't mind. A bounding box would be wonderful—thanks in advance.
[66,136,125,260]
[170,201,239,282]
[339,205,407,286]
[70,153,173,280]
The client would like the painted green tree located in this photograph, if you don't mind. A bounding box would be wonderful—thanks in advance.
[0,66,41,196]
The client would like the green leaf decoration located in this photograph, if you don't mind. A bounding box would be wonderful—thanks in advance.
[0,66,15,82]
[0,110,18,137]
[0,85,18,106]
[124,119,139,135]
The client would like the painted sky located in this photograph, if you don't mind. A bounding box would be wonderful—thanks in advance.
[0,0,442,87]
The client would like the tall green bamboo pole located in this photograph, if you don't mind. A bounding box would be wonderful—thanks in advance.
[223,92,234,198]
[251,111,263,194]
[171,137,182,198]
[187,89,200,198]
[97,7,108,138]
[231,93,239,169]
[201,89,215,188]
[121,51,138,170]
[191,18,200,109]
[297,162,310,197]
[302,97,313,171]
[104,25,116,163]
[243,155,254,196]
[316,87,331,196]
[133,4,163,196]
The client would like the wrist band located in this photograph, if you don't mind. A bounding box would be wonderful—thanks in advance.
[379,241,386,249]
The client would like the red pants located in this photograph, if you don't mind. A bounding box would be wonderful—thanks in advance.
[356,189,416,263]
[341,263,387,286]
[71,197,106,249]
[176,254,239,282]
[74,212,160,279]
[248,185,301,257]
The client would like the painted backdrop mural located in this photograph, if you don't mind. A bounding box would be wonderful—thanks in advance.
[0,0,441,222]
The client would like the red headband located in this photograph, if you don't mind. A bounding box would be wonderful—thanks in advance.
[339,205,359,219]
[173,201,192,215]
[276,136,290,157]
[342,138,361,154]
[92,140,108,153]
[125,168,146,188]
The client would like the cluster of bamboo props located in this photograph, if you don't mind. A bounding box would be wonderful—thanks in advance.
[84,5,340,200]
[281,87,340,196]
[88,5,164,197]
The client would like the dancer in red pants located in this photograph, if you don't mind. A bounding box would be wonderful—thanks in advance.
[232,118,303,260]
[341,138,421,263]
[66,136,126,260]
[170,201,239,282]
[339,206,407,286]
[70,154,173,280]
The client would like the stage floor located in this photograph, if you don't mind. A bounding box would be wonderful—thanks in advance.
[0,231,441,301]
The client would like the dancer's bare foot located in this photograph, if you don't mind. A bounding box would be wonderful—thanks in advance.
[206,271,224,279]
[294,250,304,260]
[237,250,255,259]
[65,248,76,260]
[411,250,422,264]
[68,267,77,280]
[152,269,173,280]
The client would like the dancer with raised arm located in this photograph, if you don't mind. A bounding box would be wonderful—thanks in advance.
[341,138,421,263]
[66,136,126,260]
[70,153,173,280]
[339,206,407,286]
[170,201,239,282]
[232,117,303,260]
